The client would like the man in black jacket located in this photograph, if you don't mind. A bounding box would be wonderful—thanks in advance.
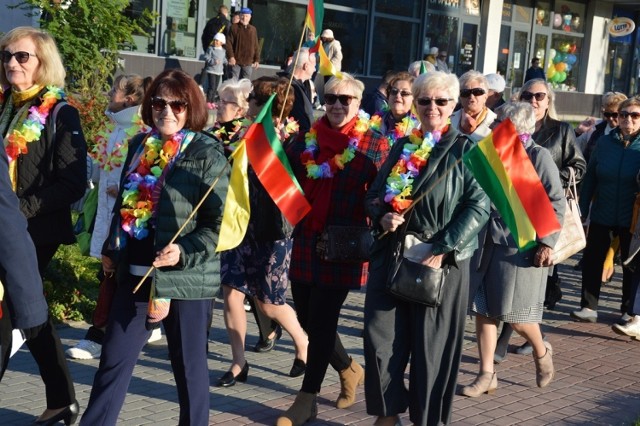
[201,5,230,51]
[284,47,316,133]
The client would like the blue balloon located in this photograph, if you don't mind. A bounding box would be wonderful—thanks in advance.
[565,54,577,65]
[565,63,572,72]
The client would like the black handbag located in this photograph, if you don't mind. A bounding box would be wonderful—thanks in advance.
[316,225,373,263]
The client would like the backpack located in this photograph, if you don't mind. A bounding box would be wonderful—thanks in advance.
[201,15,227,48]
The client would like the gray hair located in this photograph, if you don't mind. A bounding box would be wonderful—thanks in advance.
[293,47,311,71]
[408,61,422,76]
[217,78,252,113]
[458,70,488,91]
[602,91,627,110]
[500,102,537,135]
[520,78,557,119]
[325,72,365,100]
[412,71,460,104]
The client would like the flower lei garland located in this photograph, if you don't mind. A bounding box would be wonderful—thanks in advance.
[212,118,245,150]
[301,110,371,179]
[369,110,420,146]
[384,127,446,212]
[4,85,64,162]
[214,117,300,152]
[90,113,148,171]
[120,129,186,239]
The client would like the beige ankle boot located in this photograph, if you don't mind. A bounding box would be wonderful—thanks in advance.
[275,391,317,426]
[534,341,554,388]
[336,358,365,409]
[461,371,498,397]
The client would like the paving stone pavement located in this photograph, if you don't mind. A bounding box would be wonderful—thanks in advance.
[2,255,640,425]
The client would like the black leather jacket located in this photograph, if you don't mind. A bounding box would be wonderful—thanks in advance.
[532,114,586,186]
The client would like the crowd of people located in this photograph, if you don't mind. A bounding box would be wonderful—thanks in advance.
[2,19,640,426]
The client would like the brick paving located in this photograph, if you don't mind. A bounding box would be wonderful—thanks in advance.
[2,255,640,425]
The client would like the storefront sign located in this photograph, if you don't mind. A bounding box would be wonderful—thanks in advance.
[608,17,635,37]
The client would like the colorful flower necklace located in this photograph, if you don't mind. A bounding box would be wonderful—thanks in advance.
[120,129,189,240]
[384,127,446,212]
[4,85,64,162]
[211,118,245,151]
[90,112,148,171]
[301,110,371,179]
[369,110,420,146]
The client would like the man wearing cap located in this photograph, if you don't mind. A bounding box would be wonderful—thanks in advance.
[226,7,260,80]
[485,73,506,111]
[320,29,342,80]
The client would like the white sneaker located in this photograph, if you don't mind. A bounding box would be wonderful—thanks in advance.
[66,339,101,359]
[613,316,640,338]
[147,327,162,343]
[570,307,597,323]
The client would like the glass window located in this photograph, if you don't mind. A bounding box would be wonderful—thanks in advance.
[428,0,460,12]
[458,23,477,74]
[323,9,367,74]
[425,13,459,73]
[370,17,420,75]
[513,5,533,24]
[502,1,513,21]
[326,0,368,8]
[375,0,421,18]
[164,0,198,58]
[497,24,510,77]
[551,1,585,33]
[121,0,157,54]
[464,0,481,16]
[534,33,548,69]
[535,2,551,27]
[549,34,581,91]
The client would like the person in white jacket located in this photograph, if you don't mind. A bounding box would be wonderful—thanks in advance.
[66,74,152,360]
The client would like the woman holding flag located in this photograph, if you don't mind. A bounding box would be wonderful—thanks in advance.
[461,102,565,397]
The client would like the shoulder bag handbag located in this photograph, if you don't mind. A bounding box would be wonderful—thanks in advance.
[551,167,586,264]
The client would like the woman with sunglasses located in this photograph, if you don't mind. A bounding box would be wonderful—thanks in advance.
[0,26,86,425]
[450,70,497,142]
[574,96,640,328]
[276,73,390,426]
[216,76,309,387]
[81,69,229,425]
[363,71,489,426]
[369,71,419,146]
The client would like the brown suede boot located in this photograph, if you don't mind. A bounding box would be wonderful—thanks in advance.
[460,371,498,397]
[534,341,554,388]
[335,358,365,409]
[275,391,317,426]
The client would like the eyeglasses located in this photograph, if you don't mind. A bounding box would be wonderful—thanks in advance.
[324,94,356,106]
[416,97,453,107]
[0,50,37,64]
[619,111,640,120]
[151,97,188,114]
[389,88,412,98]
[603,112,618,119]
[520,91,547,102]
[460,88,486,98]
[219,98,239,106]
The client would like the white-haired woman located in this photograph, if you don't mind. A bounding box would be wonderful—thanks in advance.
[450,70,497,143]
[364,71,489,426]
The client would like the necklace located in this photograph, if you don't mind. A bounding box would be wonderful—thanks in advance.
[384,127,446,212]
[301,111,370,179]
[4,86,64,162]
[90,112,148,171]
[120,129,188,239]
[370,110,420,146]
[212,118,245,150]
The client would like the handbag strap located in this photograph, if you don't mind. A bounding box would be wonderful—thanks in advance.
[566,167,577,200]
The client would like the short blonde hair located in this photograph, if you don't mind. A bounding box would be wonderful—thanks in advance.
[412,71,460,104]
[0,26,66,88]
[217,78,252,114]
[602,91,627,111]
[325,73,365,101]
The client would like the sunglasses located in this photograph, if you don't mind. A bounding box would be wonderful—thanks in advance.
[603,112,618,119]
[324,94,356,106]
[460,88,486,98]
[619,111,640,120]
[389,88,412,98]
[151,97,188,114]
[0,50,37,64]
[416,97,453,107]
[520,91,547,102]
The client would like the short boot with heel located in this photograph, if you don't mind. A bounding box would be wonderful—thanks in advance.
[336,358,365,409]
[534,341,554,388]
[275,391,317,426]
[461,371,497,397]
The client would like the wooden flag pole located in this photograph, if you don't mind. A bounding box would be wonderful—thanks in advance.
[278,25,308,124]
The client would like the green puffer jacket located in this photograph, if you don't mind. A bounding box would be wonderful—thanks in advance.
[103,131,229,299]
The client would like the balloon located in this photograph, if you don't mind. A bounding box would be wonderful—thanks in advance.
[559,43,571,53]
[549,48,557,60]
[553,14,562,28]
[553,53,566,64]
[565,54,577,65]
[549,73,560,83]
[546,66,557,79]
[557,71,567,83]
[555,62,567,72]
[569,43,577,54]
[565,63,572,72]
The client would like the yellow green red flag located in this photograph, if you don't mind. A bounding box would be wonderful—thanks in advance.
[318,42,342,78]
[305,0,324,36]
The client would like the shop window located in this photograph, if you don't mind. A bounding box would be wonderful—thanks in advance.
[535,1,551,27]
[548,35,581,91]
[121,0,157,54]
[165,0,198,58]
[370,17,419,75]
[326,0,368,9]
[323,9,368,74]
[464,0,481,16]
[429,0,461,12]
[497,24,510,77]
[425,13,459,73]
[376,0,421,18]
[551,1,584,33]
[513,5,533,24]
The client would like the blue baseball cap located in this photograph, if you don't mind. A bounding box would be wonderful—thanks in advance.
[240,7,252,14]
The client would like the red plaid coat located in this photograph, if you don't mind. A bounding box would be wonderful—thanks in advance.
[288,128,389,289]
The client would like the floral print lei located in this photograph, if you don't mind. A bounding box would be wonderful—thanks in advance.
[301,110,371,179]
[384,127,445,212]
[4,85,64,162]
[90,113,148,171]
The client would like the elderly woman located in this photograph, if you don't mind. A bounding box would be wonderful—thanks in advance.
[80,69,229,425]
[450,70,497,142]
[573,96,640,325]
[578,92,628,164]
[0,26,86,425]
[276,73,390,426]
[363,71,489,426]
[210,78,251,143]
[216,76,308,387]
[370,71,419,146]
[461,102,565,398]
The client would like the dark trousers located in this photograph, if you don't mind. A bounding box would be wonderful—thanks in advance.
[230,64,253,80]
[81,276,213,426]
[206,73,223,103]
[581,223,632,312]
[290,282,351,393]
[25,243,75,409]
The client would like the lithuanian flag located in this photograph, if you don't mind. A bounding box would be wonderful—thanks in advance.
[463,119,561,250]
[305,0,324,36]
[216,94,311,252]
[318,42,342,78]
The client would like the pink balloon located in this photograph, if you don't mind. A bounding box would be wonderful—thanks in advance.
[553,14,562,28]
